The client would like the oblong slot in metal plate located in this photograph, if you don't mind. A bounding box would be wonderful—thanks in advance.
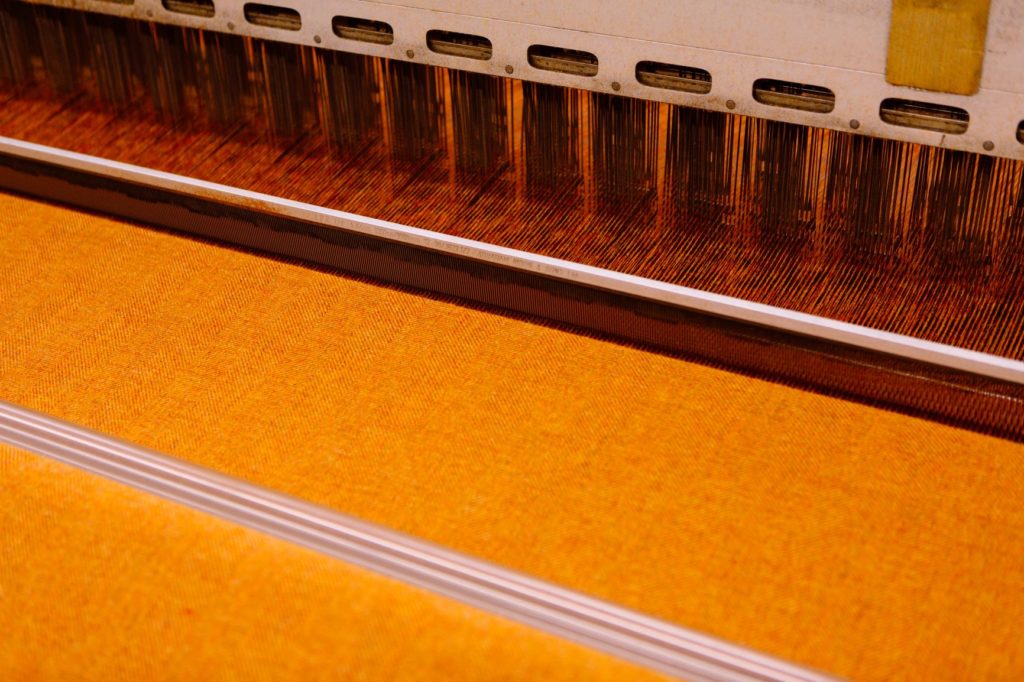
[426,29,492,60]
[753,79,835,113]
[636,61,711,94]
[162,0,213,17]
[332,15,394,45]
[879,98,969,134]
[527,44,598,77]
[243,2,300,30]
[1015,121,1023,144]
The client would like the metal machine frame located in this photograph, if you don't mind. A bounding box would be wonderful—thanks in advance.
[21,0,1024,158]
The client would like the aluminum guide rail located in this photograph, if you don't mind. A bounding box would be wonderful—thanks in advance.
[1,136,1020,386]
[0,400,840,682]
[1,136,1023,440]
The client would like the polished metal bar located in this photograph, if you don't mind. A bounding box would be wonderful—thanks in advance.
[1,136,1022,440]
[0,400,840,682]
[1,136,1019,386]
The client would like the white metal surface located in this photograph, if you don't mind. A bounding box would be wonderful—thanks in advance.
[18,0,1024,159]
[0,399,842,682]
[3,134,1023,386]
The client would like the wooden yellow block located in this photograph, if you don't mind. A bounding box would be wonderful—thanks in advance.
[887,0,991,95]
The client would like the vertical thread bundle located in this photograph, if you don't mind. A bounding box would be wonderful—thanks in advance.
[3,1,1024,360]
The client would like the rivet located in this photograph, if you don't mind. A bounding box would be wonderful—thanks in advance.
[611,81,621,92]
[726,99,736,110]
[983,140,995,151]
[146,9,153,17]
[504,65,514,74]
[227,21,235,30]
[406,49,415,59]
[313,35,322,44]
[849,119,860,129]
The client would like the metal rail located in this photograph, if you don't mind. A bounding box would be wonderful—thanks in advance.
[2,136,1021,385]
[1,136,1022,440]
[0,399,840,682]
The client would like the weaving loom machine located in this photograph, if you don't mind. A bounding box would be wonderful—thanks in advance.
[1,0,1024,680]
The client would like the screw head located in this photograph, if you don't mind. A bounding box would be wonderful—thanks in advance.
[983,140,995,151]
[504,65,514,74]
[313,35,322,44]
[146,9,153,17]
[849,119,861,129]
[406,49,415,59]
[227,21,235,30]
[611,81,621,92]
[726,99,736,110]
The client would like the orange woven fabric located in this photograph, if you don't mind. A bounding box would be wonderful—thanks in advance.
[0,445,663,681]
[2,191,1024,680]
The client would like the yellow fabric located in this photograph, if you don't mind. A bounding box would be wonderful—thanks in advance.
[2,191,1024,680]
[0,445,663,680]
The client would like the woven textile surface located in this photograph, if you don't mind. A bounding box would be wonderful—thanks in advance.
[2,192,1023,680]
[0,445,663,680]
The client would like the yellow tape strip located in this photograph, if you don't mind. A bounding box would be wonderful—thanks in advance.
[887,0,991,95]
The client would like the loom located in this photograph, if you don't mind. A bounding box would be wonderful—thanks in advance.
[1,1,1023,680]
